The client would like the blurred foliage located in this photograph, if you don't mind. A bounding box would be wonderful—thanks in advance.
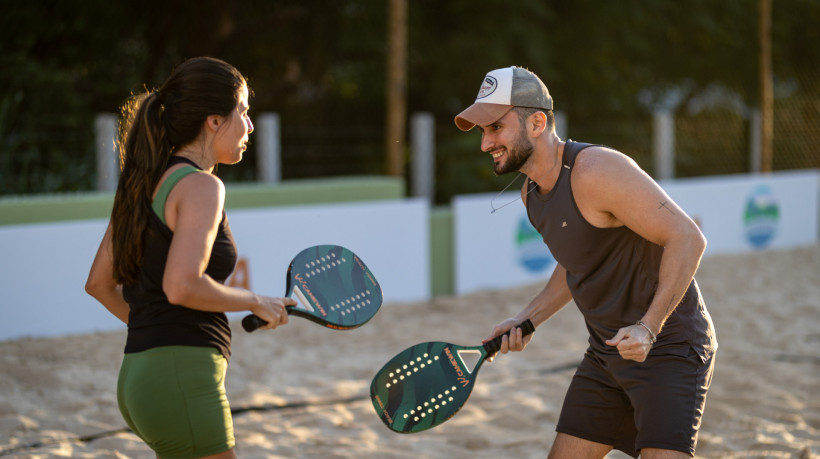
[0,0,818,201]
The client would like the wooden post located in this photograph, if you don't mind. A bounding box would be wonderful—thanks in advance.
[386,0,407,178]
[759,0,773,172]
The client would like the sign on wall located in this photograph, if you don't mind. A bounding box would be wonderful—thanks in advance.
[660,170,818,255]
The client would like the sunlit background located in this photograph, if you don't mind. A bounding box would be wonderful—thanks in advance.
[1,0,818,202]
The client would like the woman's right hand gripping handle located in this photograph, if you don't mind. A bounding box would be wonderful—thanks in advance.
[245,296,297,331]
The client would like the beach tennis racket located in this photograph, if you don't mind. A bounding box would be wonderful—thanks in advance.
[370,319,535,433]
[242,244,382,332]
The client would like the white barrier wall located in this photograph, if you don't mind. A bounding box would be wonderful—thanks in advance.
[659,170,819,254]
[454,170,819,295]
[1,170,817,339]
[453,193,556,295]
[0,199,429,341]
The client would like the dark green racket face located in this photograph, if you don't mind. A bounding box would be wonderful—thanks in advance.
[370,341,487,433]
[286,245,382,329]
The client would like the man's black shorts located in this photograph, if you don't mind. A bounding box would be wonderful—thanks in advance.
[555,345,716,457]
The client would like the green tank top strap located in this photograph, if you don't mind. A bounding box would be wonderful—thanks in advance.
[151,165,202,226]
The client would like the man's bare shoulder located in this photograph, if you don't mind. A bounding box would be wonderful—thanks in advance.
[574,145,636,168]
[572,145,643,184]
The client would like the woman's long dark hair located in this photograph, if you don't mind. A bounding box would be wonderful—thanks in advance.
[111,57,247,285]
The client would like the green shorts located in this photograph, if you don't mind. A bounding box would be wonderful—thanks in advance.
[117,346,235,459]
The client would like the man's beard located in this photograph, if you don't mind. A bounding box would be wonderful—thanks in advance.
[493,128,534,175]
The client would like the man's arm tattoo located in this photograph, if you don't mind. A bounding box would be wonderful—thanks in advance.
[658,200,676,215]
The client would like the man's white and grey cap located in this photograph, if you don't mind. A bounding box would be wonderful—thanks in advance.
[455,66,553,131]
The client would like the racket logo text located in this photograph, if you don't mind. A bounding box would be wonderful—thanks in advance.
[355,255,379,287]
[293,273,327,317]
[373,394,394,425]
[444,347,471,387]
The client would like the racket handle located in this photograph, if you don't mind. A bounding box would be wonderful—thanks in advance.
[241,314,266,333]
[242,306,297,333]
[483,319,535,356]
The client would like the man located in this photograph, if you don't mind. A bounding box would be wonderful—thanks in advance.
[455,66,717,458]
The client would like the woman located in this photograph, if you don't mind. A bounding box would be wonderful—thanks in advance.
[86,57,295,459]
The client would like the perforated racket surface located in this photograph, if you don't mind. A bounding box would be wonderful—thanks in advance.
[242,244,382,332]
[370,319,534,433]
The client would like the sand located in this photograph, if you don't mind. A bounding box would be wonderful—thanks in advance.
[1,245,818,458]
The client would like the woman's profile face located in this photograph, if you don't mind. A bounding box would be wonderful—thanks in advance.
[214,85,253,165]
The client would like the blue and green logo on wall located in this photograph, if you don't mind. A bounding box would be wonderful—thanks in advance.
[743,185,779,249]
[515,214,555,272]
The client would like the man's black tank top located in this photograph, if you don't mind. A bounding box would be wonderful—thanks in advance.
[123,156,236,360]
[526,141,716,359]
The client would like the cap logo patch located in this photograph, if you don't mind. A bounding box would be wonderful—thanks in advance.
[476,76,498,99]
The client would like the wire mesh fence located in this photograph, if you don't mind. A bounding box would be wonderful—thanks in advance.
[2,69,818,202]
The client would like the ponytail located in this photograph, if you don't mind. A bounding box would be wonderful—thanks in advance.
[111,90,173,284]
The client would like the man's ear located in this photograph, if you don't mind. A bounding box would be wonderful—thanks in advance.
[530,111,548,136]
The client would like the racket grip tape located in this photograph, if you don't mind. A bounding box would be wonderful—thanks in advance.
[242,306,298,333]
[483,319,535,356]
[241,314,266,333]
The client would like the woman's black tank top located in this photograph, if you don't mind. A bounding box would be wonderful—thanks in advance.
[123,156,236,360]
